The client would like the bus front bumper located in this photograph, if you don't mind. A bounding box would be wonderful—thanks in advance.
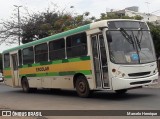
[111,72,159,90]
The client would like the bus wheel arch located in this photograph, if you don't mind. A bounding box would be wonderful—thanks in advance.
[21,76,36,93]
[21,76,26,85]
[73,73,91,98]
[73,73,86,88]
[21,76,30,93]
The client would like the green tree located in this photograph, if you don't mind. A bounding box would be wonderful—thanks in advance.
[100,12,143,20]
[0,6,93,44]
[134,15,143,20]
[148,22,160,58]
[21,10,60,43]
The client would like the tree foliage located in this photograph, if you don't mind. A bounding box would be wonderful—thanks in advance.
[147,22,160,58]
[21,10,91,44]
[0,17,20,45]
[99,12,143,20]
[0,6,92,44]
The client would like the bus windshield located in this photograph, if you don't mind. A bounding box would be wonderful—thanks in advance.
[107,30,156,64]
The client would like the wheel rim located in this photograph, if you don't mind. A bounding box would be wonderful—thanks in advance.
[78,81,86,93]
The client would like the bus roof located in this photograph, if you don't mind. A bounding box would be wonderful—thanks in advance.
[2,19,143,54]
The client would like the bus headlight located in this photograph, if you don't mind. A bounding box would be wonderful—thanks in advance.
[112,69,125,78]
[153,68,158,74]
[117,72,126,78]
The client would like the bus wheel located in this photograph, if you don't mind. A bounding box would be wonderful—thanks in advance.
[21,77,30,93]
[115,89,127,94]
[75,75,90,98]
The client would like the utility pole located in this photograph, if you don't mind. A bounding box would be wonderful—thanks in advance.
[145,2,150,21]
[14,5,22,45]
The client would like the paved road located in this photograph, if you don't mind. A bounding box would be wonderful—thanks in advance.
[0,82,160,119]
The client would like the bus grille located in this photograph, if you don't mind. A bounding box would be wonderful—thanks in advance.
[130,80,151,85]
[128,72,151,77]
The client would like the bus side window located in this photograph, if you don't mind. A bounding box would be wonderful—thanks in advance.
[18,50,22,66]
[4,53,10,68]
[66,32,87,58]
[35,43,48,63]
[22,47,34,65]
[49,38,65,60]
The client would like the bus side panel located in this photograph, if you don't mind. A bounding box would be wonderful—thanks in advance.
[27,77,42,88]
[42,77,52,88]
[3,69,14,87]
[86,75,95,90]
[4,78,13,87]
[26,76,74,89]
[51,76,74,89]
[19,56,92,89]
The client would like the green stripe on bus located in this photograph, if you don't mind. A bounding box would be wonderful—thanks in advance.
[68,56,90,62]
[4,76,12,78]
[20,65,28,68]
[20,70,92,77]
[4,67,11,70]
[18,56,90,68]
[47,72,62,76]
[79,70,92,75]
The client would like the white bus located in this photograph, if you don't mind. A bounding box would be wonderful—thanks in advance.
[2,19,158,97]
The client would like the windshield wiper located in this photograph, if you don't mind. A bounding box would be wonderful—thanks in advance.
[119,28,135,48]
[135,36,141,50]
[135,28,143,50]
[137,28,143,41]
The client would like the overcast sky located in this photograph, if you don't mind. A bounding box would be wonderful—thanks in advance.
[0,0,160,52]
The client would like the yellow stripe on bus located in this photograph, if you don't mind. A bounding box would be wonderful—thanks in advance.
[3,70,12,76]
[19,60,92,75]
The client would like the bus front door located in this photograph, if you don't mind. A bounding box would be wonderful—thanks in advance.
[11,54,19,87]
[91,34,109,88]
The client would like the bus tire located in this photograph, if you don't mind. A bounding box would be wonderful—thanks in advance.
[75,75,90,98]
[115,89,127,94]
[21,77,35,93]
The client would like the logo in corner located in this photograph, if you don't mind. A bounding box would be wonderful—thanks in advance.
[2,111,12,116]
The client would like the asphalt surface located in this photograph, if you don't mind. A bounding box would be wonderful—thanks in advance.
[0,82,160,119]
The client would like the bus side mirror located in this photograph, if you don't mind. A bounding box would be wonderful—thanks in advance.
[106,32,112,42]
